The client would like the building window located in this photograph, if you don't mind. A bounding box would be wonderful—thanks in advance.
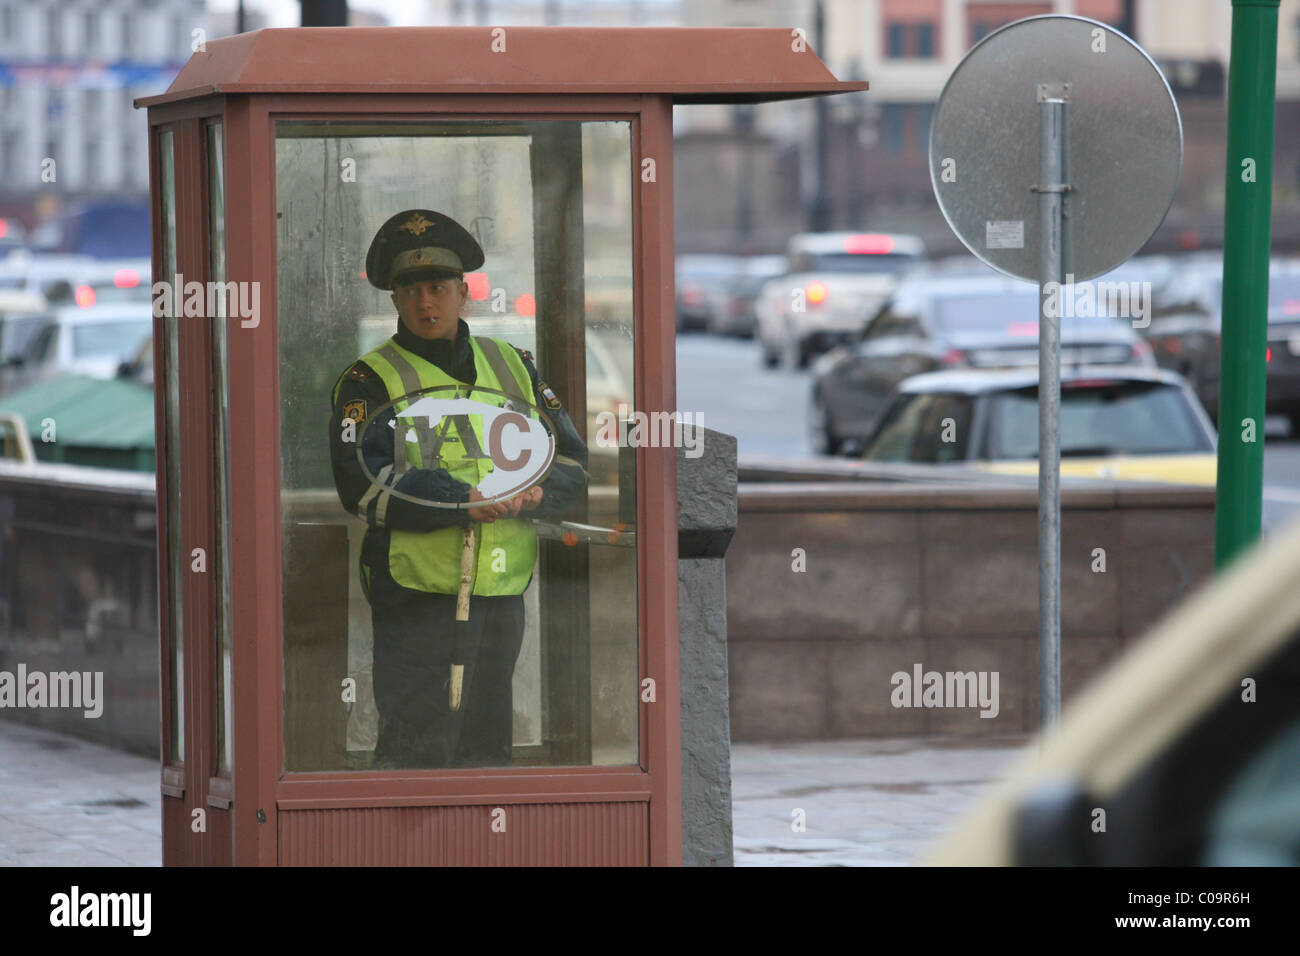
[883,104,904,154]
[84,139,98,189]
[886,23,905,58]
[915,103,934,154]
[47,8,61,59]
[885,21,939,60]
[917,23,934,58]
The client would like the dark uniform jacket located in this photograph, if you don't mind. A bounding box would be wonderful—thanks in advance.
[329,318,589,604]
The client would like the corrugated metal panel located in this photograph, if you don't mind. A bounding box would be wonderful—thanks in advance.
[278,803,650,866]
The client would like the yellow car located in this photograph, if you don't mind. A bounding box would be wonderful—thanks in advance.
[929,510,1300,865]
[860,366,1217,487]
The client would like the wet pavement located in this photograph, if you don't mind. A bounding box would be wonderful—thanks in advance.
[0,719,1029,866]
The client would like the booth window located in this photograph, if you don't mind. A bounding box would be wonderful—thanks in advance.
[207,121,234,779]
[275,120,638,772]
[158,126,183,763]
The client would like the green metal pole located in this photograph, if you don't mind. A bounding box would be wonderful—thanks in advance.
[1216,0,1279,570]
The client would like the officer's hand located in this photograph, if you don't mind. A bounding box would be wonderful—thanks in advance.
[466,488,509,523]
[519,486,544,511]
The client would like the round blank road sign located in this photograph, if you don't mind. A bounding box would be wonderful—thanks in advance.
[929,15,1182,283]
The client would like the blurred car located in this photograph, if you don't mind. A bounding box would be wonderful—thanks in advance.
[0,217,27,255]
[755,232,924,368]
[809,273,1156,455]
[930,511,1300,865]
[0,251,99,305]
[711,254,786,338]
[63,258,152,308]
[676,254,742,333]
[1145,257,1300,429]
[0,304,153,393]
[856,367,1217,486]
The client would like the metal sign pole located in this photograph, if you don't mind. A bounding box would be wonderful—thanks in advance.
[1036,86,1067,727]
[929,15,1182,728]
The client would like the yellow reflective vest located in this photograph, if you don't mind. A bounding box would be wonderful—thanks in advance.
[355,336,539,596]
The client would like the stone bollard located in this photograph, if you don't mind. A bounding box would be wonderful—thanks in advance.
[677,427,737,866]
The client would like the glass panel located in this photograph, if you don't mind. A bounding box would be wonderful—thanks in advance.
[159,127,183,762]
[208,122,233,777]
[276,119,637,772]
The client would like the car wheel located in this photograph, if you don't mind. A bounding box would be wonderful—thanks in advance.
[759,336,779,369]
[809,390,841,456]
[1289,411,1300,440]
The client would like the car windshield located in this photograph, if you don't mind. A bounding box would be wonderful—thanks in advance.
[72,319,152,360]
[988,381,1211,458]
[806,252,916,274]
[1197,274,1300,318]
[861,392,975,463]
[932,291,1117,333]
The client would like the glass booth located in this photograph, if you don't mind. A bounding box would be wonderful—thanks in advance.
[138,26,860,866]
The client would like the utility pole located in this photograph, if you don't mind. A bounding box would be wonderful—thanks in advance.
[809,0,831,231]
[300,0,348,27]
[1215,0,1280,569]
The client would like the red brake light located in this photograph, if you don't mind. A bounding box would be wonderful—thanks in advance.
[940,348,966,367]
[844,234,894,255]
[465,271,489,301]
[75,285,96,307]
[113,269,140,288]
[1005,321,1037,336]
[1266,346,1272,363]
[0,220,8,238]
[514,293,536,317]
[806,281,829,305]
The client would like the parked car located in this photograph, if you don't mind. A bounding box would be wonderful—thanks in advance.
[0,304,153,394]
[712,254,786,338]
[0,217,27,255]
[930,509,1300,865]
[809,273,1155,455]
[0,250,98,305]
[676,254,742,333]
[63,258,152,308]
[857,367,1217,486]
[754,232,924,369]
[1145,256,1300,430]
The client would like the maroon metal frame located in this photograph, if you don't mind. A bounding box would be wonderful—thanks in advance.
[148,92,680,866]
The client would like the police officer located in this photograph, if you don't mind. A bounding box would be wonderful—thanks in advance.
[329,209,588,769]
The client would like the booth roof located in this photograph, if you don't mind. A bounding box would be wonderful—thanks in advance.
[136,27,866,107]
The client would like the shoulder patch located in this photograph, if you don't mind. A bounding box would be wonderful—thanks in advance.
[345,365,373,383]
[514,346,534,364]
[538,380,562,410]
[342,399,367,425]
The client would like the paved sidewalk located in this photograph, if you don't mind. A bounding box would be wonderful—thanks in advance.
[731,735,1030,866]
[0,719,1029,866]
[0,721,160,866]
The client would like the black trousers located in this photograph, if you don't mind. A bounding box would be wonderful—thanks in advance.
[370,589,525,769]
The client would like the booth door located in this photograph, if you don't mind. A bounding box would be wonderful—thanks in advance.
[267,113,664,865]
[155,117,235,865]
